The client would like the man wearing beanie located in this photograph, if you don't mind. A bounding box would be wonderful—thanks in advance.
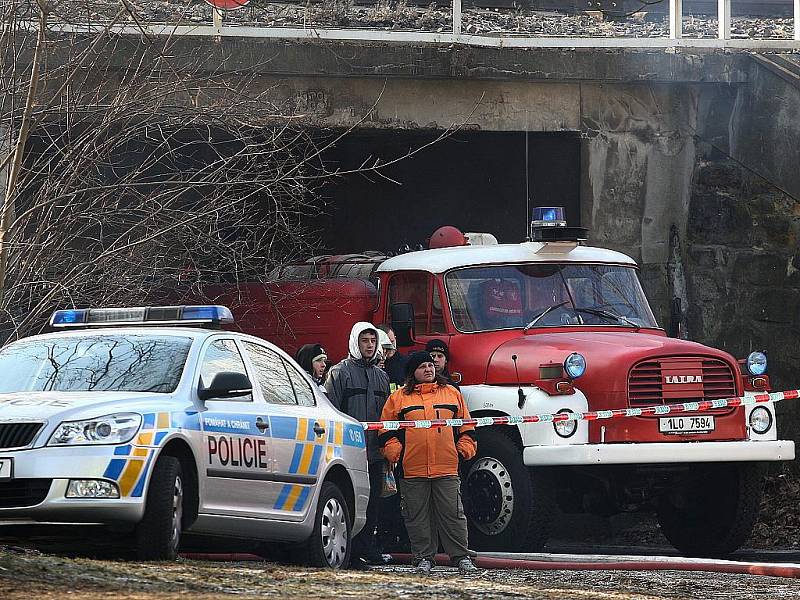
[326,322,390,567]
[294,343,328,394]
[378,350,478,574]
[425,338,459,390]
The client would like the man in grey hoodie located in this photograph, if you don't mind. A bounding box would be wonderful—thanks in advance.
[326,322,391,566]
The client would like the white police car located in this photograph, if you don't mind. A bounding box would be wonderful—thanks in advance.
[0,306,369,567]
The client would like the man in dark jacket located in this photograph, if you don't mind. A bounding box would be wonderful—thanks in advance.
[375,330,409,552]
[326,322,390,566]
[425,338,459,390]
[378,324,407,389]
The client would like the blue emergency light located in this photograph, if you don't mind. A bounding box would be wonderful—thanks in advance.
[532,207,567,227]
[529,206,588,243]
[50,305,234,328]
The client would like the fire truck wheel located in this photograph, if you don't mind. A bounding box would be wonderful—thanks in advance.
[300,481,352,569]
[464,428,554,552]
[656,461,766,557]
[135,455,184,561]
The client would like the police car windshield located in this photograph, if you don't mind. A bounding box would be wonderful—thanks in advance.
[0,335,192,393]
[445,263,658,333]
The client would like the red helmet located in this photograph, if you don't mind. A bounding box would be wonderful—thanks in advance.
[429,226,467,249]
[204,0,250,9]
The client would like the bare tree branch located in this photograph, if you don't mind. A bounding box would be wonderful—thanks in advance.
[0,0,47,304]
[0,1,468,343]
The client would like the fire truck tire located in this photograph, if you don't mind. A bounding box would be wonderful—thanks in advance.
[656,462,766,557]
[300,481,352,569]
[135,456,184,561]
[464,428,554,552]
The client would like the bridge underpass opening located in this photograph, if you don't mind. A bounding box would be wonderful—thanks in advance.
[313,130,581,254]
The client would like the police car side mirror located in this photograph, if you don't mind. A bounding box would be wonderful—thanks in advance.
[390,302,414,347]
[198,371,253,401]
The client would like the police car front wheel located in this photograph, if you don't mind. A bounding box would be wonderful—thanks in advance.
[135,456,184,561]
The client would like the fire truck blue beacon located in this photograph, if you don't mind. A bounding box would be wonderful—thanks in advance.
[0,306,369,567]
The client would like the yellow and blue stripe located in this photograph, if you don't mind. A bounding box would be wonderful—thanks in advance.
[274,484,312,511]
[288,443,323,476]
[269,417,350,512]
[327,421,344,445]
[103,411,185,497]
[269,415,301,440]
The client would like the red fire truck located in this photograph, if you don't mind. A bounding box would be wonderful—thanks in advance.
[210,208,795,557]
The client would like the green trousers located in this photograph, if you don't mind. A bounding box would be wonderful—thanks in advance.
[399,475,474,564]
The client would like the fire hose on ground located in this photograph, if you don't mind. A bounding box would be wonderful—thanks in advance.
[179,551,800,578]
[389,552,800,578]
[184,390,800,578]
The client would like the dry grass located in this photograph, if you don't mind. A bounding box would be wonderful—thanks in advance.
[752,465,800,550]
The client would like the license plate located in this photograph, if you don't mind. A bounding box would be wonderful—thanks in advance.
[0,458,12,481]
[659,415,715,434]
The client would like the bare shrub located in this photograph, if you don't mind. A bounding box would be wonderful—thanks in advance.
[0,0,324,340]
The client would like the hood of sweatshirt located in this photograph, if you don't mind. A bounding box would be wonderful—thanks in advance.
[348,321,380,365]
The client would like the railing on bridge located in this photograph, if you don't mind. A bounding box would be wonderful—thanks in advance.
[39,1,800,48]
[205,0,800,46]
[663,0,799,39]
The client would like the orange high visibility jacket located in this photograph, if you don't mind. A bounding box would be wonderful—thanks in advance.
[379,382,477,479]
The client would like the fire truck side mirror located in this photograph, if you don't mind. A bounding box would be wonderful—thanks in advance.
[390,302,415,347]
[668,297,682,338]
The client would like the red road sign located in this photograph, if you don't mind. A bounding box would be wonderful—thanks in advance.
[204,0,250,9]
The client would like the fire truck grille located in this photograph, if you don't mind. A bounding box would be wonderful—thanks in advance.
[0,423,43,449]
[0,479,52,508]
[628,356,737,409]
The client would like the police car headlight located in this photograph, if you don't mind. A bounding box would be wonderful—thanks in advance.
[48,413,142,446]
[749,406,772,435]
[746,352,767,376]
[564,353,586,379]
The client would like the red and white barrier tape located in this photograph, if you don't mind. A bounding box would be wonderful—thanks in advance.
[362,389,800,431]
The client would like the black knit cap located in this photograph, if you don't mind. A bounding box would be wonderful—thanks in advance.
[405,351,435,378]
[295,343,326,376]
[425,338,450,360]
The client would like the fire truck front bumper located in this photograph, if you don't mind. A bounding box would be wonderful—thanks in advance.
[522,440,795,466]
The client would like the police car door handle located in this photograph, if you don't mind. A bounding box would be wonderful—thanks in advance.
[313,422,325,437]
[256,417,269,431]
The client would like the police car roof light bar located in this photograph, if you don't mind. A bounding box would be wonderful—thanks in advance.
[50,305,234,328]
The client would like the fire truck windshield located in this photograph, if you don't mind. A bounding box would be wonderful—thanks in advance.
[445,263,658,333]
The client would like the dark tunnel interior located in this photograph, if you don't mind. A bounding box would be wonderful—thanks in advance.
[314,129,582,255]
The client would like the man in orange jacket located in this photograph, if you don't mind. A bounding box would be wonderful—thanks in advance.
[379,351,478,574]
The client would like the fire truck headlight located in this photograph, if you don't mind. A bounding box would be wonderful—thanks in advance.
[564,353,586,379]
[553,410,578,438]
[746,352,767,376]
[749,406,772,434]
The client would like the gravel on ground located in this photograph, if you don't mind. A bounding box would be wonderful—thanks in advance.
[1,544,800,600]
